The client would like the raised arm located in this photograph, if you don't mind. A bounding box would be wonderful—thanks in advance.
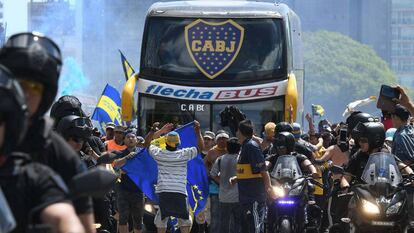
[395,86,414,116]
[143,122,174,148]
[194,120,204,153]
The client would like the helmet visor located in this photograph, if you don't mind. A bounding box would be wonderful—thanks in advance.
[4,32,61,63]
[72,117,93,129]
[0,68,27,110]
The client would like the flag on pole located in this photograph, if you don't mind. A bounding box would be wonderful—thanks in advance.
[91,84,124,130]
[342,96,377,118]
[119,50,135,81]
[312,104,325,117]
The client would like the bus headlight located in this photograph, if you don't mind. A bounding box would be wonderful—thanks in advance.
[361,199,380,215]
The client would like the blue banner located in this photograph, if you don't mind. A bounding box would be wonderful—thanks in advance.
[122,122,209,216]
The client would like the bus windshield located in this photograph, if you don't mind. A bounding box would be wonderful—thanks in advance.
[142,17,286,84]
[139,95,284,135]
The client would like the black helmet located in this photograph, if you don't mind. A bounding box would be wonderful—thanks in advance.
[0,32,62,117]
[0,65,28,155]
[273,132,296,153]
[275,122,293,135]
[346,111,375,135]
[50,95,86,128]
[352,122,385,150]
[56,115,93,140]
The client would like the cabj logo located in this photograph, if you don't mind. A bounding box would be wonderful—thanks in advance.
[185,19,244,80]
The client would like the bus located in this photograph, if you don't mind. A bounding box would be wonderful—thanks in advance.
[123,1,304,135]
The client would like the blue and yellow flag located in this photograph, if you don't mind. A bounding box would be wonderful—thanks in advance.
[122,122,209,217]
[312,104,325,117]
[91,84,124,128]
[119,50,135,81]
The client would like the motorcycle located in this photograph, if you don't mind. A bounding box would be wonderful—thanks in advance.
[342,152,412,233]
[268,155,322,233]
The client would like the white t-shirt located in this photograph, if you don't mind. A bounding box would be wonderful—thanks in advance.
[148,145,198,195]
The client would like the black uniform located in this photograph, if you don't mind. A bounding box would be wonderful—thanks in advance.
[0,153,68,233]
[17,118,93,214]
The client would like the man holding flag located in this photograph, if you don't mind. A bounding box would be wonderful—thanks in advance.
[143,121,204,233]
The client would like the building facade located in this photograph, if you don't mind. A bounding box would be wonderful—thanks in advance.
[391,0,414,88]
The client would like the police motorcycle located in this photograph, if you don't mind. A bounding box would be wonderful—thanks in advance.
[341,152,412,233]
[269,154,322,233]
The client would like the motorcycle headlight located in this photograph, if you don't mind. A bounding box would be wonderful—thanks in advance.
[272,185,285,199]
[361,199,380,215]
[144,203,155,214]
[386,201,403,216]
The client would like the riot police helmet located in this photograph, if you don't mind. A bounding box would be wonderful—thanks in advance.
[352,122,385,150]
[0,32,62,117]
[56,115,93,140]
[273,132,296,154]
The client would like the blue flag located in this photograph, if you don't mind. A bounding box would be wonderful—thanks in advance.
[122,122,209,216]
[91,84,124,130]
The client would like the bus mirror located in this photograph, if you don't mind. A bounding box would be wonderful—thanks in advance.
[121,74,138,122]
[285,73,298,122]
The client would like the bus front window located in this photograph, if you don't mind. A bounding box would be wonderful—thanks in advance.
[212,98,284,136]
[139,96,211,134]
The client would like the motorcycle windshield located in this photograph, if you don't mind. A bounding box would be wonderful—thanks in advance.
[271,155,302,180]
[361,152,402,187]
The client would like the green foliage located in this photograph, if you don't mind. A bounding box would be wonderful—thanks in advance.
[303,31,397,121]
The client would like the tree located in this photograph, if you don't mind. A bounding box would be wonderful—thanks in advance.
[303,30,397,122]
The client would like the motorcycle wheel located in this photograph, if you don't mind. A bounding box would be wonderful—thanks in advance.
[279,218,292,233]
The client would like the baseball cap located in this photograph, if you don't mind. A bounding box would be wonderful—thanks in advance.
[393,104,410,121]
[385,128,396,141]
[105,122,115,130]
[203,131,216,140]
[216,132,230,141]
[114,125,125,132]
[292,123,301,139]
[166,131,181,148]
[124,128,137,137]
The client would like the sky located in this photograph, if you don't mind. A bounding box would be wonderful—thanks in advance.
[3,0,27,36]
[3,0,76,37]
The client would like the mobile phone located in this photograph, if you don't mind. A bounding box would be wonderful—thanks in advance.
[377,85,400,112]
[339,128,347,143]
[380,85,400,99]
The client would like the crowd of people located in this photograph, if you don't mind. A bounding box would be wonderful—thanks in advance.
[2,31,414,233]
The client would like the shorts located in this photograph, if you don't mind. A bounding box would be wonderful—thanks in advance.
[154,209,193,228]
[117,187,144,229]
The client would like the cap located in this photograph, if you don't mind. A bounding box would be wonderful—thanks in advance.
[216,132,230,141]
[385,128,397,141]
[393,104,410,121]
[114,125,125,132]
[166,131,180,148]
[203,131,216,140]
[264,122,276,137]
[105,122,115,130]
[322,124,332,133]
[292,123,301,139]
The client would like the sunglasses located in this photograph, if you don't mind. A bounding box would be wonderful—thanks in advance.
[18,79,44,95]
[72,117,93,128]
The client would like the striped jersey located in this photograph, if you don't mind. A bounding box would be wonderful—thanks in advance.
[148,145,198,195]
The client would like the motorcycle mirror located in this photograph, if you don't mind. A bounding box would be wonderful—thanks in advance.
[331,165,345,174]
[69,167,117,198]
[97,152,118,164]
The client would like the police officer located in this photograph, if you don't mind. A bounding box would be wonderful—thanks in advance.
[0,32,95,233]
[266,132,319,231]
[0,65,84,233]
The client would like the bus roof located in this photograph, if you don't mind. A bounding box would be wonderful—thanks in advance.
[147,1,291,19]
